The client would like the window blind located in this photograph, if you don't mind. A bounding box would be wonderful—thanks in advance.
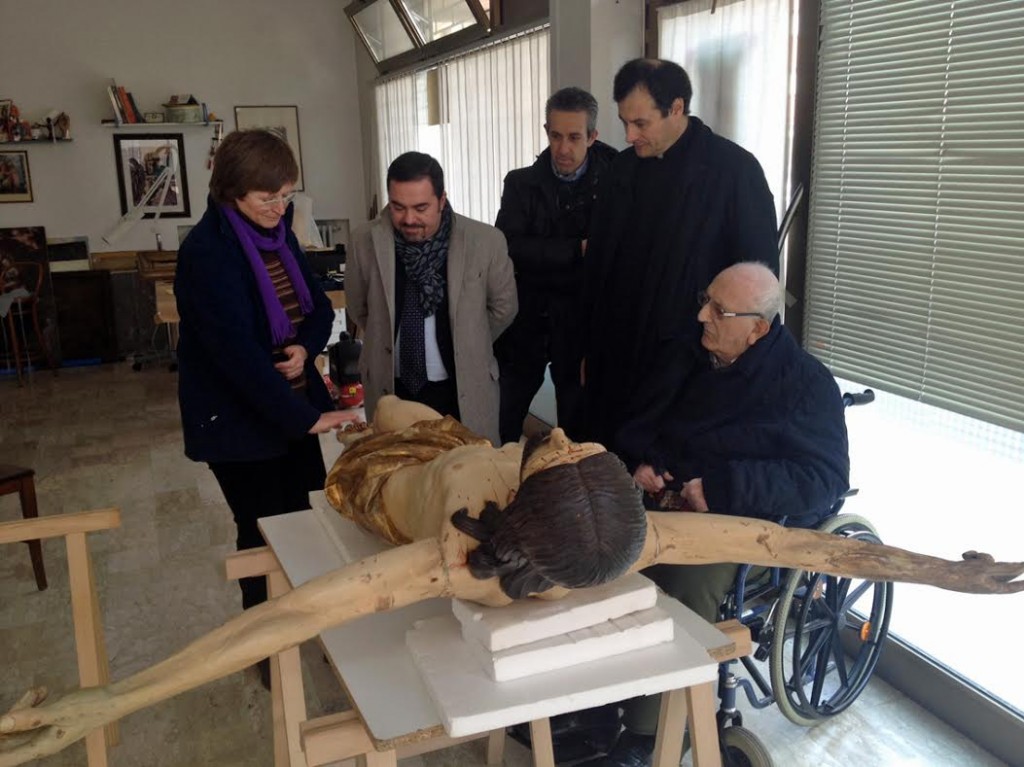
[805,0,1024,433]
[658,0,796,224]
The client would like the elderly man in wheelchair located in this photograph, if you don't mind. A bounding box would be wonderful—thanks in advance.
[588,261,871,767]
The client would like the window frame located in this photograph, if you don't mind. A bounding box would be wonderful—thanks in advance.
[346,0,492,74]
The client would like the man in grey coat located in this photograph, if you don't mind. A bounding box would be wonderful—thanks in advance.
[347,152,518,445]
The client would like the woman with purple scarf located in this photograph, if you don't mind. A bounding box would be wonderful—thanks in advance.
[175,130,350,643]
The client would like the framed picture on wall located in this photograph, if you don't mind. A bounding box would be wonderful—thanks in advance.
[112,133,191,218]
[234,105,304,190]
[0,150,33,203]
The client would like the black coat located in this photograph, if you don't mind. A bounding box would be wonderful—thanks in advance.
[175,199,335,463]
[652,321,850,528]
[582,117,779,468]
[495,141,618,298]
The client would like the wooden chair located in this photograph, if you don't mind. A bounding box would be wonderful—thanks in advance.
[0,507,122,767]
[0,464,46,590]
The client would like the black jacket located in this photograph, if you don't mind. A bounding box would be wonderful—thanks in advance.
[652,321,850,528]
[495,141,618,298]
[175,198,335,463]
[582,117,778,468]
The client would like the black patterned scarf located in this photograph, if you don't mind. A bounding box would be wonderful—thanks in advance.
[394,203,453,316]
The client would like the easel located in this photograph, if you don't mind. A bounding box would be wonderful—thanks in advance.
[0,508,122,767]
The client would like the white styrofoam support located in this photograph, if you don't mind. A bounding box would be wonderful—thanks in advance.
[472,606,675,682]
[405,592,718,737]
[452,572,658,651]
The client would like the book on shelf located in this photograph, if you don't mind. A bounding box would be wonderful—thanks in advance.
[127,92,145,123]
[116,86,137,123]
[106,83,125,125]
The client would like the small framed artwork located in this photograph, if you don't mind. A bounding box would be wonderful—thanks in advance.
[0,150,33,203]
[234,105,305,190]
[112,133,191,218]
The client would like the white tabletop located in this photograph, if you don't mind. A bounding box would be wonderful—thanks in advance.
[259,497,725,746]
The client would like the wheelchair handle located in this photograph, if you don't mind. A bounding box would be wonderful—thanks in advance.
[842,389,875,407]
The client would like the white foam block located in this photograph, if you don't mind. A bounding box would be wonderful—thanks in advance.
[452,572,658,652]
[406,591,718,737]
[471,606,674,681]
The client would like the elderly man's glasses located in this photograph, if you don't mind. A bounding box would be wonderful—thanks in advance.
[255,192,297,209]
[697,290,763,319]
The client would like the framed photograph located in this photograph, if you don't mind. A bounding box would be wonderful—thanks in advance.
[234,105,305,190]
[112,133,191,218]
[0,151,33,203]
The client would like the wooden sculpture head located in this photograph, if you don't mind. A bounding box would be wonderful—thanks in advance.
[451,429,648,599]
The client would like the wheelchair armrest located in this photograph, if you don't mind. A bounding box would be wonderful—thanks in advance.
[842,389,875,407]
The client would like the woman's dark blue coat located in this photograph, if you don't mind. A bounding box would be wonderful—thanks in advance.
[175,199,334,463]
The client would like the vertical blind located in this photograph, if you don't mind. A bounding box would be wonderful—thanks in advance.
[805,0,1024,433]
[374,27,549,225]
[658,0,796,224]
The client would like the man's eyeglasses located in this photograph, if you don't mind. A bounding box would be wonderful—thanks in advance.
[697,290,763,319]
[255,192,297,209]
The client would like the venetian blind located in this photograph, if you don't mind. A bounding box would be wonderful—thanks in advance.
[805,0,1024,433]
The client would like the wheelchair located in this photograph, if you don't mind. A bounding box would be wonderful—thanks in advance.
[709,389,894,767]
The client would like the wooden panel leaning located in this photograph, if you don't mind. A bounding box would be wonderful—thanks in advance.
[0,507,121,767]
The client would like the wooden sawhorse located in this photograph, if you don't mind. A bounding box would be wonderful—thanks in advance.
[225,546,503,767]
[0,508,122,767]
[225,545,752,767]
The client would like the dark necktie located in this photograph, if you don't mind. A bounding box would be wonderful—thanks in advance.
[399,286,428,396]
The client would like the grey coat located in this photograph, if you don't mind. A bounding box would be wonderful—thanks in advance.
[347,210,518,444]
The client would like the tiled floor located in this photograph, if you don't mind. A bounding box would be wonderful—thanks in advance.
[0,364,1008,766]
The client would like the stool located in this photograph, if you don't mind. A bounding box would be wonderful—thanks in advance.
[0,464,47,590]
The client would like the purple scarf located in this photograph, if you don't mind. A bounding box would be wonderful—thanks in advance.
[222,205,313,345]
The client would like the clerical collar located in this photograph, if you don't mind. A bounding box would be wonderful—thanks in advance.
[551,154,589,182]
[650,118,695,160]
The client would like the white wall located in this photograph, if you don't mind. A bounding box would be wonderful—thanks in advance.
[0,0,366,252]
[551,0,645,149]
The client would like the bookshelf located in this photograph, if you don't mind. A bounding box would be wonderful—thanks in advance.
[0,138,72,143]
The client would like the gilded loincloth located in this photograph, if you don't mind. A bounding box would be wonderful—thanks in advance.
[324,416,490,545]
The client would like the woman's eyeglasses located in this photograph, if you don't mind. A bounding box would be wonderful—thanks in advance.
[255,192,297,209]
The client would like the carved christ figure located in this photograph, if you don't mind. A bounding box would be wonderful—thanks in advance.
[2,397,1022,765]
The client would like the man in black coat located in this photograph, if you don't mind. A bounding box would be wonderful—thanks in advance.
[598,262,850,767]
[581,59,779,469]
[495,87,618,443]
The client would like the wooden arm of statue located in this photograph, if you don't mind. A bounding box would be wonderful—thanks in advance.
[2,396,1022,765]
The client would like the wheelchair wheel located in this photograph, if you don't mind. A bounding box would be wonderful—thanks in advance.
[720,725,774,767]
[769,514,893,726]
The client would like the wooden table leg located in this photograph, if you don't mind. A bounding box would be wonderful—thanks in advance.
[18,474,47,590]
[361,750,398,766]
[268,570,309,767]
[486,728,506,765]
[528,718,555,767]
[66,531,118,765]
[652,687,689,767]
[686,682,722,767]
